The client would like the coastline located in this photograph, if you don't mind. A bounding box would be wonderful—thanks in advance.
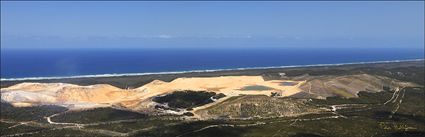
[1,58,424,81]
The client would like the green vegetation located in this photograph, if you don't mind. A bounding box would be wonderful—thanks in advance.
[136,86,425,137]
[326,86,356,97]
[312,90,393,105]
[2,87,423,137]
[51,108,147,124]
[183,112,195,116]
[26,128,105,137]
[153,90,224,109]
[196,95,321,118]
[212,93,226,100]
[0,102,68,122]
[84,117,181,133]
[279,82,298,86]
[0,122,47,135]
[239,85,275,91]
[133,120,230,137]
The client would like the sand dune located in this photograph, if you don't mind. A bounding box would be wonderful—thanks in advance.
[1,83,137,108]
[136,76,305,98]
[0,74,415,112]
[1,76,304,109]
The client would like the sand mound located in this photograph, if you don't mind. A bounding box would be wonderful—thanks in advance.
[1,83,137,108]
[136,76,305,97]
[3,82,78,92]
[56,85,134,103]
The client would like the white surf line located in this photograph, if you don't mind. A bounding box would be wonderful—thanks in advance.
[2,59,423,81]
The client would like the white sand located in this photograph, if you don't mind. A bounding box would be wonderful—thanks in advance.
[1,76,305,110]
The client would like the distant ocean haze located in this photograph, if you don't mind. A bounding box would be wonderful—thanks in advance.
[0,48,423,79]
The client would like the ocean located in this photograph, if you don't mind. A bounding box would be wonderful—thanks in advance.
[1,48,424,80]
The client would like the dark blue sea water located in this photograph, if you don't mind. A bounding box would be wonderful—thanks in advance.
[1,48,424,79]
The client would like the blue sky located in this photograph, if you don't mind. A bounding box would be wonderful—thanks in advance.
[1,1,424,49]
